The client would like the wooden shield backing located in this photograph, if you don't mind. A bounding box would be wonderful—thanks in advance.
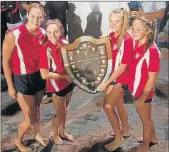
[61,36,112,94]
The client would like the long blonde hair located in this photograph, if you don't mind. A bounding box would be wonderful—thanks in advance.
[109,8,129,50]
[134,17,157,52]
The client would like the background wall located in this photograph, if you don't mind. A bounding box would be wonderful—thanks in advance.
[66,2,129,42]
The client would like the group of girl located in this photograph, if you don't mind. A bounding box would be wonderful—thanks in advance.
[99,8,160,152]
[2,3,160,152]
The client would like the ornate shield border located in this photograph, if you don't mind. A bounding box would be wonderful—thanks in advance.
[61,36,112,94]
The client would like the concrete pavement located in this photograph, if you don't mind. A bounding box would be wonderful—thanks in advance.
[1,87,168,152]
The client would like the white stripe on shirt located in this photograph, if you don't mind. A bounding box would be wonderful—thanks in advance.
[13,29,27,74]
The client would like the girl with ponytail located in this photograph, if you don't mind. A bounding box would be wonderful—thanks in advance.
[99,8,134,151]
[129,17,160,152]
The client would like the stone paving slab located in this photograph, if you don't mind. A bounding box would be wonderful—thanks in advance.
[1,87,169,152]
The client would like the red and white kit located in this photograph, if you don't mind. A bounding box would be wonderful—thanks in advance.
[7,24,46,75]
[128,41,161,100]
[109,31,134,84]
[39,38,71,92]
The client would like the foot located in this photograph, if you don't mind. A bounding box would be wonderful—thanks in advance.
[34,134,49,147]
[60,132,75,142]
[137,137,158,147]
[53,135,64,145]
[110,131,131,138]
[105,137,124,151]
[137,145,151,152]
[14,138,32,152]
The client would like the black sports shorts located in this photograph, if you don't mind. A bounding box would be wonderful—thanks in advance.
[47,83,75,97]
[134,98,152,103]
[110,81,128,90]
[13,71,46,95]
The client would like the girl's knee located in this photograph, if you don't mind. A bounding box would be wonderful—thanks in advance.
[103,104,114,112]
[54,112,66,119]
[116,102,124,109]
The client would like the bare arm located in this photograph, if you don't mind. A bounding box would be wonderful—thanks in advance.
[135,72,158,106]
[99,64,127,91]
[106,64,127,86]
[2,32,17,99]
[40,69,71,81]
[143,9,165,19]
[130,9,165,19]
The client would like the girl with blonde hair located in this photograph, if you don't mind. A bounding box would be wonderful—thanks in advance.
[129,17,160,152]
[99,8,134,151]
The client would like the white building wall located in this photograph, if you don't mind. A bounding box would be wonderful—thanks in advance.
[68,2,129,35]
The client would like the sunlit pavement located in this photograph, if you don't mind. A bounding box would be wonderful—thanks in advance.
[1,86,168,152]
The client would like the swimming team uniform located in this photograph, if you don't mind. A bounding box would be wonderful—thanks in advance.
[109,31,134,89]
[39,38,75,97]
[128,41,160,102]
[7,24,46,95]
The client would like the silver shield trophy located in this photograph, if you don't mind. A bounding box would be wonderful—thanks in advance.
[61,36,112,94]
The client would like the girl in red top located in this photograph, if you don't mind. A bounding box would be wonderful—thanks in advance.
[40,19,75,145]
[2,3,49,152]
[130,17,160,152]
[99,8,133,151]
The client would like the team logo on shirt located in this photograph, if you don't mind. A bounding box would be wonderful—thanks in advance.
[39,39,43,45]
[135,52,140,59]
[113,44,117,50]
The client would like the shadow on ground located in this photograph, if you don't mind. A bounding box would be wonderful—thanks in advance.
[80,137,123,152]
[1,102,21,116]
[155,88,168,99]
[2,148,17,152]
[39,140,54,152]
[2,139,37,152]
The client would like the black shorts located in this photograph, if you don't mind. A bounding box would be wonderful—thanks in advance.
[110,81,128,90]
[134,98,152,103]
[13,71,46,95]
[48,83,75,97]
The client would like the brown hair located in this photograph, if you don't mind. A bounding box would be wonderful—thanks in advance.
[45,19,65,38]
[110,8,129,50]
[134,17,157,52]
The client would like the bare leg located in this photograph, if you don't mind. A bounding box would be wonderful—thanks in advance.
[52,94,66,145]
[103,84,124,151]
[14,93,37,152]
[33,89,49,146]
[150,120,158,143]
[137,103,152,152]
[116,89,130,137]
[59,91,74,141]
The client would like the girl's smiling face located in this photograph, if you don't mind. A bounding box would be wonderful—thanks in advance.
[109,13,123,34]
[131,19,149,41]
[27,7,44,28]
[46,24,61,45]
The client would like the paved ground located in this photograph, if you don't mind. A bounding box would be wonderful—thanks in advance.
[1,86,168,152]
